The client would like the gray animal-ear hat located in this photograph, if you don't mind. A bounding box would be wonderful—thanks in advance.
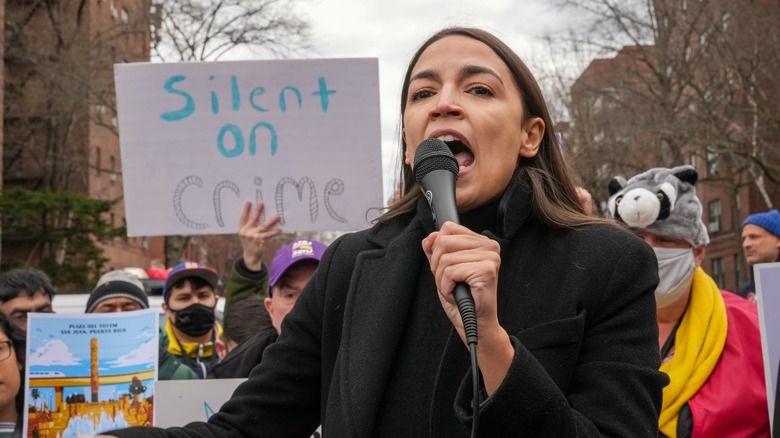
[605,165,709,247]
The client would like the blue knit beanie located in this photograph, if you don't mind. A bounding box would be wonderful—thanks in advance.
[742,209,780,238]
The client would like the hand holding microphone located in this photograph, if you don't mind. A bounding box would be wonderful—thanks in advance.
[414,138,502,346]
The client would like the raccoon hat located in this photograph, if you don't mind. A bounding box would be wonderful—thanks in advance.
[605,165,709,247]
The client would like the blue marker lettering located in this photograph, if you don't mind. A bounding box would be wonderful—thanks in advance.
[204,402,216,420]
[210,75,219,114]
[313,77,337,113]
[217,124,244,158]
[279,86,302,112]
[160,75,195,121]
[249,122,278,156]
[231,75,241,111]
[249,87,269,112]
[209,75,219,114]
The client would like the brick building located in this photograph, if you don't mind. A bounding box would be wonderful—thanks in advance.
[2,0,157,286]
[569,1,780,292]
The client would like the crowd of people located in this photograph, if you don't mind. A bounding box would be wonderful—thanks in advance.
[0,25,776,437]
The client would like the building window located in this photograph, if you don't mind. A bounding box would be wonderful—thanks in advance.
[706,147,718,176]
[711,258,725,289]
[4,144,23,176]
[735,254,745,286]
[121,8,129,30]
[110,0,118,19]
[95,147,102,175]
[708,199,722,233]
[110,156,117,184]
[689,153,698,171]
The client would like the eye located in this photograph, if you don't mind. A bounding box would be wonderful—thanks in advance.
[656,192,665,201]
[614,195,623,206]
[468,84,494,96]
[410,89,434,102]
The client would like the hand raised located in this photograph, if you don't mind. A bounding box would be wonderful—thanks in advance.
[239,201,282,271]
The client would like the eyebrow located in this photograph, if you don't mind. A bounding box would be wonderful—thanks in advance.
[409,65,504,85]
[9,304,51,314]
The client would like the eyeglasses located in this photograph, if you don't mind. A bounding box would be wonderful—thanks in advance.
[0,340,14,363]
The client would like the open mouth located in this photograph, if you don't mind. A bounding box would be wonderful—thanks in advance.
[436,134,474,170]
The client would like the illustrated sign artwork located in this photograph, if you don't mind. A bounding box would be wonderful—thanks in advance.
[24,310,159,437]
[755,262,780,431]
[115,58,382,236]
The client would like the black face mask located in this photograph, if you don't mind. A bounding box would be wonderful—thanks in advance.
[171,303,216,337]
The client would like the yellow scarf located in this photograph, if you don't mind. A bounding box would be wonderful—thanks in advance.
[165,319,223,359]
[658,267,727,437]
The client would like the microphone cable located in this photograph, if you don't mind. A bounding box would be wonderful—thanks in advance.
[453,283,480,438]
[460,297,480,438]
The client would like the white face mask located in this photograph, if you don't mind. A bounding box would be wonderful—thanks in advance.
[652,247,696,309]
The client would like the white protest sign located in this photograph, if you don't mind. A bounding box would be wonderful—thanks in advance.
[155,379,321,436]
[115,59,382,236]
[756,262,780,431]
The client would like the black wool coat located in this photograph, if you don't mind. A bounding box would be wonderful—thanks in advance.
[111,181,666,437]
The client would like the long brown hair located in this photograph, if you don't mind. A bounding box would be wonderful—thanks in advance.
[0,312,25,437]
[378,27,606,228]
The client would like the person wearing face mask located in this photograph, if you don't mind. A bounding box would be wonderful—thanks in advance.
[159,262,221,380]
[85,270,198,380]
[606,165,769,438]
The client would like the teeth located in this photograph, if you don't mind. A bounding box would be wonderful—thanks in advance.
[436,135,458,142]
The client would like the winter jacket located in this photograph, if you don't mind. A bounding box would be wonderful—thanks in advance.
[109,179,667,437]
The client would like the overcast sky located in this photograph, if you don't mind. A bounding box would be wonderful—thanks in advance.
[247,0,577,199]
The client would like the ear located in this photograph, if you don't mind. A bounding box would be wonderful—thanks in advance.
[215,339,227,360]
[264,297,273,314]
[162,302,174,321]
[519,117,544,158]
[608,177,626,196]
[693,245,706,267]
[673,166,698,186]
[403,129,412,166]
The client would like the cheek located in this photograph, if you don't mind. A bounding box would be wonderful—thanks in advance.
[484,153,518,184]
[2,364,20,391]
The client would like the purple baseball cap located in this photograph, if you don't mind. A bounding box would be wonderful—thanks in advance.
[269,239,327,295]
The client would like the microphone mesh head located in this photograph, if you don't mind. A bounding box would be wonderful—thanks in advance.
[413,139,459,185]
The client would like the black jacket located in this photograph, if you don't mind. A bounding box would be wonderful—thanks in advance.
[738,253,780,299]
[110,181,666,437]
[209,327,278,379]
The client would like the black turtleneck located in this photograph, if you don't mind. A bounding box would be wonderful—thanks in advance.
[460,197,501,236]
[373,196,503,435]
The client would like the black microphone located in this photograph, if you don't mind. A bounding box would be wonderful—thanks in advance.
[413,138,478,345]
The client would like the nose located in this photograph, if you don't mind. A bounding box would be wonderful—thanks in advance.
[428,87,463,119]
[636,232,655,247]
